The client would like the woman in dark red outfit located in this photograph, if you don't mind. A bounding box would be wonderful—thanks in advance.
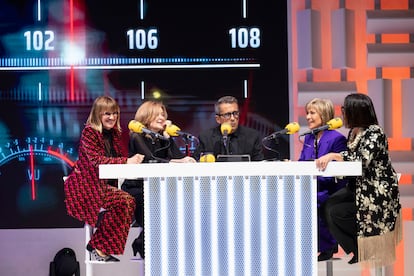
[64,96,144,262]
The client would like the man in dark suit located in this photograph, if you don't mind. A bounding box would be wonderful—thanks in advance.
[193,95,264,161]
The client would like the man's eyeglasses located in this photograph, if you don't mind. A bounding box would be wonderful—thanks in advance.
[102,111,119,117]
[217,111,240,119]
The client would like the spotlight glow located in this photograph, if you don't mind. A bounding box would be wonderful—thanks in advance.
[62,42,85,65]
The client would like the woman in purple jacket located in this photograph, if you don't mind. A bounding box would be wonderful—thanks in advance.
[299,98,347,261]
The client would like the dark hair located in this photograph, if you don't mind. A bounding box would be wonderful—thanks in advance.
[343,93,378,128]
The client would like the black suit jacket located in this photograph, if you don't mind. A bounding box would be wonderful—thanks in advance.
[193,125,264,161]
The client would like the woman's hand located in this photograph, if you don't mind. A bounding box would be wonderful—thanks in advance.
[182,156,196,163]
[169,156,196,163]
[315,153,342,171]
[315,155,331,171]
[127,153,145,164]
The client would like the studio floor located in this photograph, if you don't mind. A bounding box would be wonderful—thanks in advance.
[1,223,412,276]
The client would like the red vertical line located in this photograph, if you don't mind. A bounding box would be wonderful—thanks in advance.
[69,0,75,101]
[30,145,36,200]
[240,98,249,125]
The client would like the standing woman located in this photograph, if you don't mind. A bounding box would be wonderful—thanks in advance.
[316,93,402,267]
[64,96,144,262]
[298,98,347,261]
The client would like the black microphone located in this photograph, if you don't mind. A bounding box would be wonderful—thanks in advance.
[264,122,300,140]
[150,154,170,163]
[128,120,169,141]
[300,117,343,136]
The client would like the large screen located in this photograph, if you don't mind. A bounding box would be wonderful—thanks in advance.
[0,0,288,228]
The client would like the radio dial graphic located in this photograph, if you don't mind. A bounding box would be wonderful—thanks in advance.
[0,137,80,228]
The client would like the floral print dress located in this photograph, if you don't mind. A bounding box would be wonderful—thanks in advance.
[340,124,401,267]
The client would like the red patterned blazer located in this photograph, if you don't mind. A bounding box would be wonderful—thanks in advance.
[64,125,127,226]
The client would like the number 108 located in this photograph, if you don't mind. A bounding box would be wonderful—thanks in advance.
[229,27,260,49]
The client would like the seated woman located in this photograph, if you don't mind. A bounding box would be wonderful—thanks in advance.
[316,93,402,267]
[64,96,144,262]
[123,100,195,259]
[298,98,347,261]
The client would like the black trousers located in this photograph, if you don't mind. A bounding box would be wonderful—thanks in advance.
[323,185,358,255]
[122,179,144,228]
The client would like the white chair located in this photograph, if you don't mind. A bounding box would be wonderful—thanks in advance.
[84,180,126,275]
[84,209,111,276]
[64,177,138,276]
[63,176,109,276]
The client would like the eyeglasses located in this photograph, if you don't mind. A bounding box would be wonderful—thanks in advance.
[217,111,240,119]
[102,111,119,117]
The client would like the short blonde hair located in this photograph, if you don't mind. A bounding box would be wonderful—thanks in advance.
[134,101,168,127]
[305,98,334,125]
[86,96,121,132]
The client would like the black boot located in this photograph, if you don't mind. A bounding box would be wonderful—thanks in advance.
[132,230,144,259]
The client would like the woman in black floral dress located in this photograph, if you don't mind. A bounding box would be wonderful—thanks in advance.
[315,93,402,268]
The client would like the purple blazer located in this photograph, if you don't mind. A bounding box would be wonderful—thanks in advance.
[299,129,347,198]
[299,129,348,252]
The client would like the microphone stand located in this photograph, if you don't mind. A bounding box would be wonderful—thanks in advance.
[313,134,318,159]
[223,136,230,155]
[183,136,191,156]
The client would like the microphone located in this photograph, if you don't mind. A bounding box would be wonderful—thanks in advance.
[220,122,232,137]
[264,122,300,140]
[300,117,343,136]
[165,123,194,139]
[128,120,169,141]
[220,123,232,155]
[199,153,216,163]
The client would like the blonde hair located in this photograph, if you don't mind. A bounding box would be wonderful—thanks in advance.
[305,98,334,125]
[134,101,168,127]
[86,96,121,132]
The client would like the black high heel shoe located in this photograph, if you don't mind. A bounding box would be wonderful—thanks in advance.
[86,244,120,262]
[317,244,338,262]
[317,250,334,261]
[132,231,144,259]
[348,253,358,264]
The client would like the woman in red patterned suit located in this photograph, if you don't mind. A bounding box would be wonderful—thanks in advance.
[64,96,144,262]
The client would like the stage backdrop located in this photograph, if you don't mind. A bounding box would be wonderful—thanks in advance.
[0,0,289,228]
[288,0,414,274]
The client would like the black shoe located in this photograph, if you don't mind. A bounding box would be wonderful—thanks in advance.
[317,244,338,262]
[132,231,144,259]
[318,251,334,261]
[86,244,120,262]
[348,254,358,264]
